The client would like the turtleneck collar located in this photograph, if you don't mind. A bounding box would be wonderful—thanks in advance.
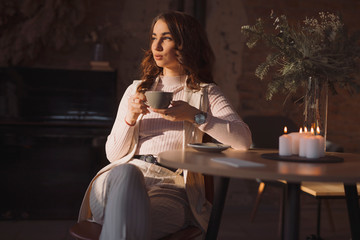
[160,75,187,87]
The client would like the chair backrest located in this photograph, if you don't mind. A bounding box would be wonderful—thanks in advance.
[243,115,344,152]
[243,115,298,149]
[204,174,214,204]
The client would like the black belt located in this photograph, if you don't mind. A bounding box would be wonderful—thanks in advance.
[133,154,178,172]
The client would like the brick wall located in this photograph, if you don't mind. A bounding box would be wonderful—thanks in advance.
[242,0,360,153]
[206,0,360,153]
[23,0,360,153]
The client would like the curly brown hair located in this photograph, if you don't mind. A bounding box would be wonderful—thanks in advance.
[137,11,215,93]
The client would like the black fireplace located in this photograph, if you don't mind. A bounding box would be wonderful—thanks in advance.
[0,67,119,220]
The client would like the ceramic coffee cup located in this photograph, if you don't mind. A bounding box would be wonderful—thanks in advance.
[145,91,173,109]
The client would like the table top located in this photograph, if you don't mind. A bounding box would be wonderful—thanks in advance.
[158,148,360,183]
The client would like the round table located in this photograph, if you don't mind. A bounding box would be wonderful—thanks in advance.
[158,148,360,240]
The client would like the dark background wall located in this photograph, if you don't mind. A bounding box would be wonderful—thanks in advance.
[1,0,359,221]
[2,0,360,153]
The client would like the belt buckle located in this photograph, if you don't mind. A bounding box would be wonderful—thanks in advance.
[142,154,178,173]
[143,154,157,164]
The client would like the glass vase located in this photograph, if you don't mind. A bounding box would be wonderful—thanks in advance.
[93,43,105,61]
[303,77,328,147]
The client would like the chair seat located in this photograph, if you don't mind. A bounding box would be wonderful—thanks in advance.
[301,182,360,198]
[69,221,102,240]
[69,221,203,240]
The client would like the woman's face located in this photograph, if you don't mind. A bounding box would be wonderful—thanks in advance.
[151,19,180,75]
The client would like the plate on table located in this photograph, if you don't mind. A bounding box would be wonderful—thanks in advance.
[188,143,231,153]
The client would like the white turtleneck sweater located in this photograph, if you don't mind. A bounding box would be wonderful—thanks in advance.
[105,75,252,162]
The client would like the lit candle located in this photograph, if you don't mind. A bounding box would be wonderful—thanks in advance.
[279,126,292,156]
[299,127,312,157]
[306,135,322,159]
[299,136,308,157]
[315,126,325,157]
[289,128,302,155]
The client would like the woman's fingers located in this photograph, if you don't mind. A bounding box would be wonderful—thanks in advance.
[151,101,198,122]
[129,93,147,105]
[126,93,149,123]
[131,100,149,114]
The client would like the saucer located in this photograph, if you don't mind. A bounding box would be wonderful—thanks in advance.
[188,143,231,153]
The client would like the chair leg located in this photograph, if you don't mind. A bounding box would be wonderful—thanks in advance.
[316,199,322,239]
[324,199,336,232]
[250,182,266,222]
[315,199,336,240]
[278,184,286,238]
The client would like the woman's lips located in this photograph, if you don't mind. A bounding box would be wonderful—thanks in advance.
[154,55,163,60]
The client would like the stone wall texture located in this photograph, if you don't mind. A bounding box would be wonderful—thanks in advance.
[22,0,360,153]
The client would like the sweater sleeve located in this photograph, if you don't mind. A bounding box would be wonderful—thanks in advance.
[198,84,252,150]
[105,83,137,162]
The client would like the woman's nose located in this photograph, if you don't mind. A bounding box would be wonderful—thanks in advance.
[154,40,163,51]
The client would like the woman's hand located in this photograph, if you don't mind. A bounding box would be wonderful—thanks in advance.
[125,92,149,125]
[151,100,201,123]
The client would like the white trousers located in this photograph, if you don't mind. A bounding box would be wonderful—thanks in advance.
[89,159,192,240]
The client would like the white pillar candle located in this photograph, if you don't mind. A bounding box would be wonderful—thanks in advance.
[306,136,322,159]
[289,130,301,155]
[279,127,292,156]
[315,135,325,157]
[299,128,313,157]
[299,134,309,157]
[315,127,325,157]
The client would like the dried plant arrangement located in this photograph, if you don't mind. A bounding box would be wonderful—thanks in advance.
[241,11,360,100]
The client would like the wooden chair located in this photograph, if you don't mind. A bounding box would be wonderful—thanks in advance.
[69,221,101,240]
[300,182,360,239]
[69,220,204,240]
[69,175,214,240]
[245,115,298,234]
[250,155,355,240]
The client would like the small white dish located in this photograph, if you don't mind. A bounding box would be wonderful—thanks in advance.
[187,143,231,153]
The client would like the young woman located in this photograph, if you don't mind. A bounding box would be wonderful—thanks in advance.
[78,11,252,240]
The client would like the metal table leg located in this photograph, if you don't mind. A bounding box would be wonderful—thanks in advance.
[344,183,360,240]
[283,183,300,240]
[205,176,230,240]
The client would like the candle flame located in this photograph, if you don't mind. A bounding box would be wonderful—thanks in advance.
[311,127,314,134]
[299,127,303,133]
[316,126,320,134]
[284,126,288,134]
[304,127,308,133]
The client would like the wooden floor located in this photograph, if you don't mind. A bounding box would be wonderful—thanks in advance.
[0,178,353,240]
[219,179,352,240]
[219,198,351,240]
